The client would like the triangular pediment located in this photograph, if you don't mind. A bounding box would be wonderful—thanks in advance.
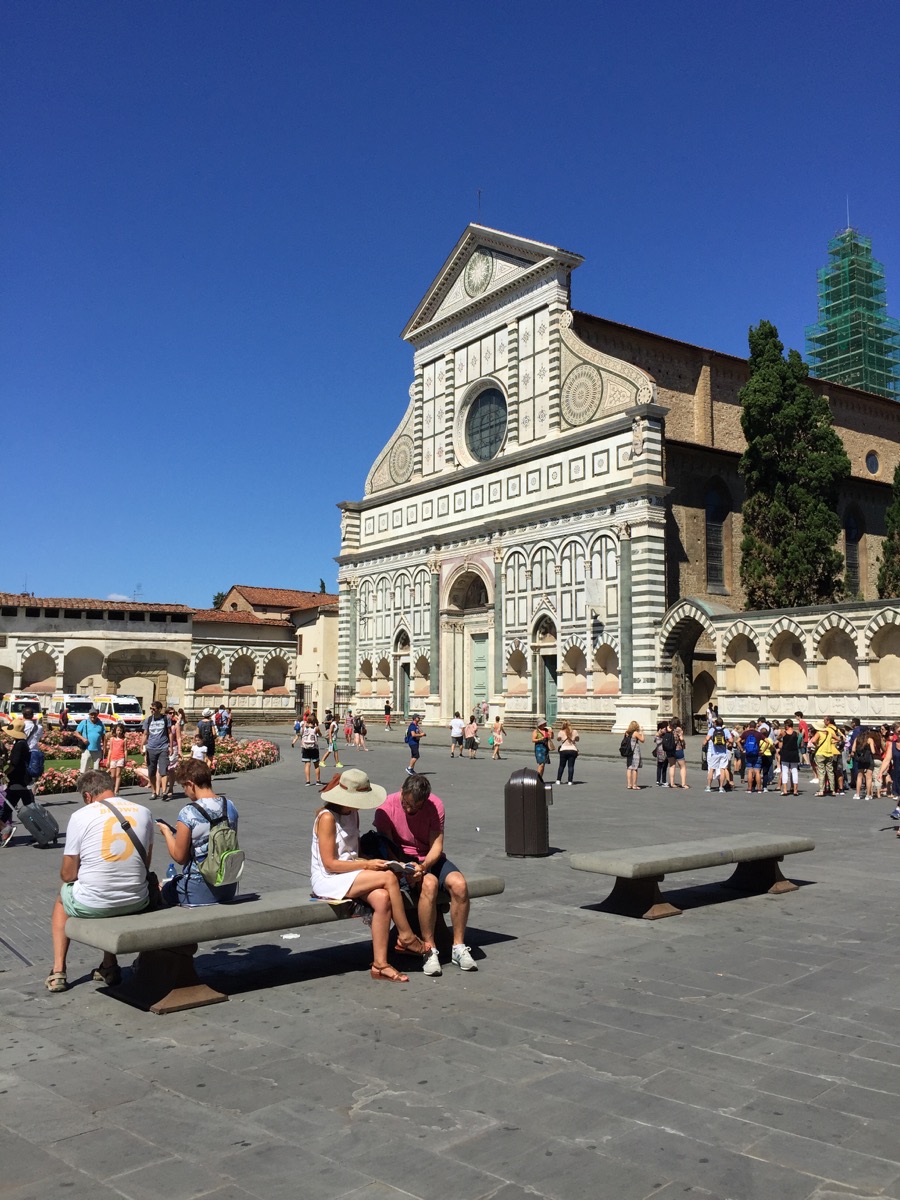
[402,224,583,343]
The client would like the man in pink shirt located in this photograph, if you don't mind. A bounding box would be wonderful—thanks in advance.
[373,774,476,977]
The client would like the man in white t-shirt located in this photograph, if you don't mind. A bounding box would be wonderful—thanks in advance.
[46,769,154,994]
[449,712,465,758]
[703,718,733,792]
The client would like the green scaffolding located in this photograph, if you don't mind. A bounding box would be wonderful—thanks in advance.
[805,227,900,401]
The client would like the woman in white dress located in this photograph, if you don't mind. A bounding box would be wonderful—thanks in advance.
[310,768,426,982]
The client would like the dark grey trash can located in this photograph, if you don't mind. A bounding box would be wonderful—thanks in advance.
[504,767,550,857]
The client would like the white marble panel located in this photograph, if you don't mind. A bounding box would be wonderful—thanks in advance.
[423,398,434,437]
[392,510,402,528]
[424,362,435,399]
[435,361,446,396]
[467,341,481,379]
[535,397,550,438]
[364,517,375,536]
[481,334,495,375]
[534,308,550,352]
[520,358,534,400]
[518,397,534,443]
[534,349,550,394]
[422,500,433,520]
[423,440,434,475]
[455,348,467,385]
[471,485,484,508]
[495,329,508,369]
[434,398,446,433]
[518,313,534,355]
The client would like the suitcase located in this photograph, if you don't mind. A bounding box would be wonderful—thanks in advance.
[18,801,59,848]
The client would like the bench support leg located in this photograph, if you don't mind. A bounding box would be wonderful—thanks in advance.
[106,943,229,1014]
[598,875,683,920]
[724,857,799,895]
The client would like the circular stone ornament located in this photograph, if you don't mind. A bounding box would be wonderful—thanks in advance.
[561,363,603,425]
[389,435,414,484]
[464,249,494,298]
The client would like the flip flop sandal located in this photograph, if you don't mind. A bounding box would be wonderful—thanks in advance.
[371,963,409,983]
[45,972,67,993]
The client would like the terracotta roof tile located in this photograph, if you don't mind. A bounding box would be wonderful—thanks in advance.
[0,593,191,613]
[230,585,339,610]
[192,609,294,629]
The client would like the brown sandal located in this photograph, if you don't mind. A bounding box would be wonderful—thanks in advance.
[371,963,409,983]
[394,934,426,956]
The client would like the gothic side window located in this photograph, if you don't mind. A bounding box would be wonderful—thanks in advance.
[705,483,730,589]
[845,511,862,594]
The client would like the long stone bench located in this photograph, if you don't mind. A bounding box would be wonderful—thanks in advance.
[569,833,814,920]
[65,876,506,1014]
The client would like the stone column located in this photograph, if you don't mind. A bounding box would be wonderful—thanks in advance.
[428,559,441,697]
[347,580,358,692]
[619,529,634,693]
[493,546,504,694]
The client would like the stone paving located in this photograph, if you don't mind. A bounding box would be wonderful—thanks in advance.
[2,723,900,1200]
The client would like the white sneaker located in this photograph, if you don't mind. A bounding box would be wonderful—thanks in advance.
[422,947,442,977]
[451,944,477,971]
[0,821,15,848]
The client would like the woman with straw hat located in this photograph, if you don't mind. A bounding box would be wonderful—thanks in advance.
[311,768,426,982]
[1,718,34,846]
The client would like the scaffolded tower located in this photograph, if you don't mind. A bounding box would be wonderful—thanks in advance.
[806,228,900,401]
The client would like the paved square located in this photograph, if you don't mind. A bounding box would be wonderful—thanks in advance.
[2,726,899,1200]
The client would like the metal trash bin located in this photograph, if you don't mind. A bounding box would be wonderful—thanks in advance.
[504,767,550,857]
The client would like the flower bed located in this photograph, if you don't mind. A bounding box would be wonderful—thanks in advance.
[3,738,281,796]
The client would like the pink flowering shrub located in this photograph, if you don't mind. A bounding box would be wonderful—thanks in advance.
[29,737,280,795]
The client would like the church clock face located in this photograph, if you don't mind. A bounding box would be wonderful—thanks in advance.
[464,249,494,297]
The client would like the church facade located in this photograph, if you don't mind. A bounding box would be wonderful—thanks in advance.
[336,226,900,730]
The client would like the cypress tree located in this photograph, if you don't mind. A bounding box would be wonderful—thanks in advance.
[877,459,900,598]
[738,320,850,608]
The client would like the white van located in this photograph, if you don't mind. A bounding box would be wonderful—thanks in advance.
[95,695,145,732]
[0,692,45,723]
[45,694,95,729]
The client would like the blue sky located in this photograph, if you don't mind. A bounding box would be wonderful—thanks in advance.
[4,0,899,608]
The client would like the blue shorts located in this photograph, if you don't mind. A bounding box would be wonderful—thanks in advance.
[407,742,420,759]
[426,857,460,889]
[744,754,761,769]
[534,744,549,765]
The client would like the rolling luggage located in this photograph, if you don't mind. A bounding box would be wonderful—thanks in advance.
[18,801,59,848]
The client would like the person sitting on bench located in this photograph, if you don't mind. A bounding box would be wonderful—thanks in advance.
[310,768,426,983]
[155,758,240,907]
[46,769,154,993]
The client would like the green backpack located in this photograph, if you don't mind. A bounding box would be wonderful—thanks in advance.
[189,799,245,888]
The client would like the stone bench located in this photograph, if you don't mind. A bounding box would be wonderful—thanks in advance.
[569,833,814,920]
[65,875,506,1014]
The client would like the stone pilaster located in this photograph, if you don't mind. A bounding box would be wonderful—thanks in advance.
[493,546,504,693]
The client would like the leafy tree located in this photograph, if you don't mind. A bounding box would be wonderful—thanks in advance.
[212,591,226,609]
[877,459,900,598]
[738,321,850,608]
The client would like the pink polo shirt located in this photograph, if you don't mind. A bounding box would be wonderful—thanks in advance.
[374,791,445,861]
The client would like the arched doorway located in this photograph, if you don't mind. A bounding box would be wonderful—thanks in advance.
[660,602,719,731]
[444,567,492,717]
[532,615,558,725]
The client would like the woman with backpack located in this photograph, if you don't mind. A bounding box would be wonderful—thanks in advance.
[623,720,644,790]
[300,716,322,786]
[156,758,242,906]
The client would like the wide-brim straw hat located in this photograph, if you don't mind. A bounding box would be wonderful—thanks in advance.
[320,768,386,809]
[4,717,27,740]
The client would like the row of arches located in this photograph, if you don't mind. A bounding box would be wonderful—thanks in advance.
[3,644,294,699]
[722,623,900,693]
[506,643,620,696]
[194,652,291,695]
